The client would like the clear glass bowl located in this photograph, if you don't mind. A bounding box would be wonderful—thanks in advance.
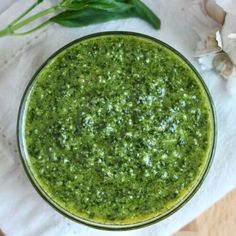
[17,32,217,230]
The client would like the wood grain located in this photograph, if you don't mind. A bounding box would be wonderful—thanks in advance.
[174,189,236,236]
[0,229,5,236]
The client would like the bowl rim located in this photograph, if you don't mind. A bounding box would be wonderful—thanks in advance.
[17,31,217,231]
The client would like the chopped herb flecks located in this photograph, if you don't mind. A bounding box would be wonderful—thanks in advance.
[24,35,213,224]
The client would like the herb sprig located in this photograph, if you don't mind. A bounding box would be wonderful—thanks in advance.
[0,0,160,37]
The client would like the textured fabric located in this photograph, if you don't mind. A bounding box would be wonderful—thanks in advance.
[0,1,236,235]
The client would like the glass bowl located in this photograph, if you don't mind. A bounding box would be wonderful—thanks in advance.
[17,32,217,230]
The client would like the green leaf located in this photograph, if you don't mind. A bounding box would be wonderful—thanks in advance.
[60,0,132,12]
[50,8,131,27]
[0,0,160,38]
[52,0,160,29]
[130,0,161,29]
[59,0,88,10]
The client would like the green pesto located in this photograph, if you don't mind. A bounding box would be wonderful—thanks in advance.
[23,35,214,224]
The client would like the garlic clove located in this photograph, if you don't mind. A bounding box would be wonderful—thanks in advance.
[205,0,226,25]
[221,14,236,53]
[213,53,236,79]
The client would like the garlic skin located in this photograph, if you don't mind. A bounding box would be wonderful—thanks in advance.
[216,0,236,16]
[220,13,236,68]
[188,0,221,57]
[195,30,222,57]
[215,30,223,49]
[213,53,236,79]
[221,14,236,53]
[189,0,236,80]
[205,0,225,25]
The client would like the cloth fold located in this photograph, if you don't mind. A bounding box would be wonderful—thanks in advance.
[0,1,236,235]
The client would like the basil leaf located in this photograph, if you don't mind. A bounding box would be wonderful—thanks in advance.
[52,0,160,29]
[130,0,160,29]
[60,0,132,12]
[50,8,131,27]
[0,0,160,38]
[59,0,86,10]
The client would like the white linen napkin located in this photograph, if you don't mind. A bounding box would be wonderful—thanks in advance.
[1,1,236,235]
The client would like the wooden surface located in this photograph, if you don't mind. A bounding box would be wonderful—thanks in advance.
[0,229,4,236]
[174,189,236,236]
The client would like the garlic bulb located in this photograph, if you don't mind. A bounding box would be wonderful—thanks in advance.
[188,0,221,57]
[189,0,236,80]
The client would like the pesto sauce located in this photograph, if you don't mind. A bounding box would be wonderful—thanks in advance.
[23,35,214,224]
